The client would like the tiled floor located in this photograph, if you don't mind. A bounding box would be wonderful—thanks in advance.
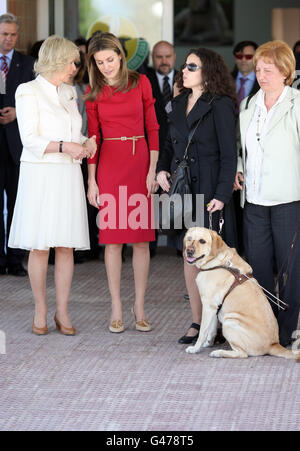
[0,248,300,431]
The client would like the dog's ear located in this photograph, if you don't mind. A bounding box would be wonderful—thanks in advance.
[209,230,225,258]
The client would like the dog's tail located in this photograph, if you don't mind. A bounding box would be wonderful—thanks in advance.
[268,343,300,361]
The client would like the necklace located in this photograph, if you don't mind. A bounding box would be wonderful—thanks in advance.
[256,107,265,146]
[252,107,266,196]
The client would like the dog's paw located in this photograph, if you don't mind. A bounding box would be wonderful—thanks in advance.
[209,350,223,358]
[186,346,199,354]
[203,339,214,348]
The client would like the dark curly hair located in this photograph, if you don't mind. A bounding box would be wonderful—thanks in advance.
[175,48,237,105]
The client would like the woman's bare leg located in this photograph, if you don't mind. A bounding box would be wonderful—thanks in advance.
[105,244,123,322]
[184,260,202,336]
[54,247,74,328]
[28,249,49,328]
[132,242,150,321]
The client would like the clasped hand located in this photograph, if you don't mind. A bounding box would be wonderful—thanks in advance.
[65,135,97,160]
[0,107,16,125]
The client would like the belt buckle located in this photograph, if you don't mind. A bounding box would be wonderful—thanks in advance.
[121,136,127,141]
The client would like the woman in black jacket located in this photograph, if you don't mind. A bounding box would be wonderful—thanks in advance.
[156,48,237,344]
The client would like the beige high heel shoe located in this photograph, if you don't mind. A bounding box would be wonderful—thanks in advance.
[109,320,124,333]
[131,307,151,332]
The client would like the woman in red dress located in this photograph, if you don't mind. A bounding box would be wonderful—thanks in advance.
[85,33,159,334]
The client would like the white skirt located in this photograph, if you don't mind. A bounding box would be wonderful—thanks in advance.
[8,162,90,251]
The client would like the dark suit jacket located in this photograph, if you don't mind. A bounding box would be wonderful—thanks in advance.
[0,50,35,165]
[146,68,177,152]
[231,68,260,99]
[156,91,237,247]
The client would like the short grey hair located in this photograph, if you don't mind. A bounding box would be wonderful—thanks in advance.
[0,13,19,29]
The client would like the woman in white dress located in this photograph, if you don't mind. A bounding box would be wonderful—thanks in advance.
[8,36,97,336]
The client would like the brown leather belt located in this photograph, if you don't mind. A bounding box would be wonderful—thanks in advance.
[103,135,145,155]
[198,265,254,316]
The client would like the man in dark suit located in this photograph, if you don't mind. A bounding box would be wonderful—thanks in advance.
[146,41,177,154]
[146,41,177,257]
[0,13,34,276]
[232,40,259,110]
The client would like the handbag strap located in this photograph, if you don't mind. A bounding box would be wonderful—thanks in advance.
[183,96,215,160]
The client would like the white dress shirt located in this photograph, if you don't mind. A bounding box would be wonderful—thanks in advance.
[156,70,175,94]
[245,86,288,206]
[15,75,87,164]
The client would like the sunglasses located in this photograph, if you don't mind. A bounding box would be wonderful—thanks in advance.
[235,54,254,61]
[182,63,202,72]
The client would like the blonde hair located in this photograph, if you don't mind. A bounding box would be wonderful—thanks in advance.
[34,35,79,77]
[85,32,139,102]
[253,40,296,86]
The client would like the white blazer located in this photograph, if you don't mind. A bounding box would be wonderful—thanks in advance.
[238,87,300,207]
[15,75,87,164]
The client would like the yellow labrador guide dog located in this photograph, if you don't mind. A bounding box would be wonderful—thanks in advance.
[184,227,300,361]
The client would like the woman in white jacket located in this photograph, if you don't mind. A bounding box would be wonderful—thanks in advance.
[235,40,300,347]
[8,36,96,336]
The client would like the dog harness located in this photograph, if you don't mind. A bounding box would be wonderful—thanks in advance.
[198,265,254,316]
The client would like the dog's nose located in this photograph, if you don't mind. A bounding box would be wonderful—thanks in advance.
[186,247,194,257]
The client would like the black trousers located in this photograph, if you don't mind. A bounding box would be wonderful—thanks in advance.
[244,201,300,346]
[80,158,99,257]
[0,134,24,267]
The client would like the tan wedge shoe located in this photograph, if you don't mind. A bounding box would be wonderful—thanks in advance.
[32,322,48,336]
[54,314,76,336]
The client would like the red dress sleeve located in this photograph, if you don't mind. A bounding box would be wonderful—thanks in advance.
[85,85,101,165]
[140,74,160,152]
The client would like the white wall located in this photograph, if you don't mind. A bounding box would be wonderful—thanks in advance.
[54,0,64,36]
[37,0,49,40]
[0,1,7,14]
[162,0,173,43]
[0,0,7,14]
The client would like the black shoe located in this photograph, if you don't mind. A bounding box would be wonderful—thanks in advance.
[178,322,200,344]
[214,328,226,345]
[0,265,7,275]
[7,264,27,277]
[184,294,190,301]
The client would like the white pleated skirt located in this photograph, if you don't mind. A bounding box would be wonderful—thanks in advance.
[8,162,90,251]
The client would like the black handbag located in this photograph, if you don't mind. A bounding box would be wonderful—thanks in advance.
[158,116,204,236]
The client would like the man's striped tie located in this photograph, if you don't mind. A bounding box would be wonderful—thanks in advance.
[1,55,8,82]
[162,75,172,106]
